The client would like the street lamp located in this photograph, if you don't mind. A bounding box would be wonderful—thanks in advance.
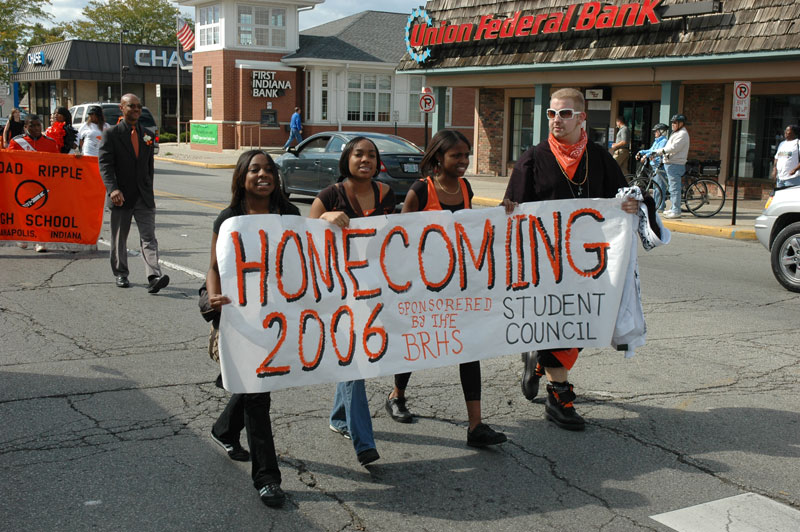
[119,29,129,99]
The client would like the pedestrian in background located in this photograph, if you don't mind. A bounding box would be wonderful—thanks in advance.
[2,108,25,149]
[611,115,631,172]
[655,114,691,219]
[636,123,669,211]
[385,129,507,448]
[771,124,800,185]
[205,149,299,508]
[308,136,395,467]
[78,105,109,157]
[98,93,169,292]
[283,107,302,150]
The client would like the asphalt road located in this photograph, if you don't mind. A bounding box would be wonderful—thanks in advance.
[1,161,799,531]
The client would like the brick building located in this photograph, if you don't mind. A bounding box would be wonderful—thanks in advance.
[397,0,800,196]
[178,1,474,153]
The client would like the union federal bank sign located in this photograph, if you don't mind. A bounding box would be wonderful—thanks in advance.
[406,0,663,63]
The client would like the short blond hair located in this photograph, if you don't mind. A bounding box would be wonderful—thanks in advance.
[550,88,585,111]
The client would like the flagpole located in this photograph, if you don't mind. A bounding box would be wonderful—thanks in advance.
[177,14,181,146]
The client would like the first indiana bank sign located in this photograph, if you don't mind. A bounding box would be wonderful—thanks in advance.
[406,0,663,63]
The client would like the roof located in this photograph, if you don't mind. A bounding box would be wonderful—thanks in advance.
[397,0,800,72]
[12,40,192,85]
[285,11,409,63]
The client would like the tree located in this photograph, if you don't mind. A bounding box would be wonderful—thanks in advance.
[26,23,69,47]
[0,0,52,84]
[65,0,194,46]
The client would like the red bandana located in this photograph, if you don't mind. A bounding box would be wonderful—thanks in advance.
[548,129,588,180]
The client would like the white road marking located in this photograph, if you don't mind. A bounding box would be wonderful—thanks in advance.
[651,493,800,531]
[97,238,205,279]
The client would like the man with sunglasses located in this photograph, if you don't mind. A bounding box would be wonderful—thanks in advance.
[99,93,169,293]
[503,88,639,431]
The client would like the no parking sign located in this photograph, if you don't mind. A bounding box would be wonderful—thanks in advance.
[419,87,436,114]
[732,81,751,120]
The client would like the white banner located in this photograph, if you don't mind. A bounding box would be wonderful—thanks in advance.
[217,199,634,393]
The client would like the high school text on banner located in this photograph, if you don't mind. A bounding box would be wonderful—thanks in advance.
[216,200,634,393]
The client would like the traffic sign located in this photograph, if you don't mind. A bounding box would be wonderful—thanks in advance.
[419,93,436,114]
[732,81,751,120]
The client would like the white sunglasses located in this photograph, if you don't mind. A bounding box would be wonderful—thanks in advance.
[546,108,581,120]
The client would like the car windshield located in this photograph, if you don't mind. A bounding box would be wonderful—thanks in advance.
[365,136,423,154]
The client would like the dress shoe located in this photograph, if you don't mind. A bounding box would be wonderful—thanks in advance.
[115,275,130,288]
[545,382,586,431]
[385,395,413,423]
[357,448,380,466]
[521,352,544,401]
[146,275,169,294]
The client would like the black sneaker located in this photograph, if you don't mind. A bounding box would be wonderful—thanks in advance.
[385,395,413,423]
[467,423,508,448]
[146,275,170,294]
[521,352,544,401]
[259,483,286,507]
[329,423,351,440]
[210,430,250,461]
[545,382,586,431]
[357,448,380,466]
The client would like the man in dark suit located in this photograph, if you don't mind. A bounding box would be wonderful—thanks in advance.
[99,93,169,292]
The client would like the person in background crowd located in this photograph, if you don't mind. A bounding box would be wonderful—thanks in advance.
[654,114,691,219]
[283,107,303,151]
[502,88,640,431]
[771,124,800,184]
[98,93,169,292]
[78,106,109,157]
[7,114,60,252]
[308,136,395,468]
[2,108,25,149]
[45,107,78,154]
[636,122,669,211]
[611,115,631,171]
[385,129,508,448]
[206,149,299,509]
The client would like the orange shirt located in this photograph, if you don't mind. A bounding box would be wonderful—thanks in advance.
[6,134,60,153]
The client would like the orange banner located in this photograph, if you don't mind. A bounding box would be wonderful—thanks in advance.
[0,151,106,245]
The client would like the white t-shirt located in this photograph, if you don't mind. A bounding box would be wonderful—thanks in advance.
[775,139,800,181]
[78,122,109,157]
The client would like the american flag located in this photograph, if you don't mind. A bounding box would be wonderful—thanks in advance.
[176,17,195,51]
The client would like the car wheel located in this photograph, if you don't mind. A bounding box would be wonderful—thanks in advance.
[770,221,800,293]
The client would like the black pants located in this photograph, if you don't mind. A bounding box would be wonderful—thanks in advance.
[213,392,281,489]
[394,361,482,402]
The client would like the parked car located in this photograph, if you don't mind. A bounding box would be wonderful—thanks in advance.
[755,177,800,292]
[274,131,424,202]
[69,102,159,154]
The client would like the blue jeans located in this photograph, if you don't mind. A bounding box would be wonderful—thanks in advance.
[330,380,376,454]
[664,163,685,215]
[283,128,302,148]
[652,167,668,211]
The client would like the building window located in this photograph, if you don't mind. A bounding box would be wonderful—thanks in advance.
[347,73,392,123]
[321,71,329,121]
[205,67,212,119]
[734,94,800,179]
[510,98,534,161]
[238,4,286,48]
[306,70,311,120]
[408,76,424,123]
[198,5,220,46]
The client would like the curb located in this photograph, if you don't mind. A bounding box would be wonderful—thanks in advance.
[154,156,235,169]
[660,220,757,240]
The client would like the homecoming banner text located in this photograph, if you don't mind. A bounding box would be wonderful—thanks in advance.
[217,199,634,393]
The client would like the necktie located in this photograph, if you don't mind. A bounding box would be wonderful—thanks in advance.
[131,127,139,158]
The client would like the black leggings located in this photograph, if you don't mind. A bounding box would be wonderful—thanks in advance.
[394,361,481,402]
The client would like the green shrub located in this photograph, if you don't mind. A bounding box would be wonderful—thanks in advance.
[159,132,177,143]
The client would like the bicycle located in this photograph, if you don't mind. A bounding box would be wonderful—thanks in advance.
[628,159,726,218]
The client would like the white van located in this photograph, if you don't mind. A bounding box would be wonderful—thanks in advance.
[69,102,159,154]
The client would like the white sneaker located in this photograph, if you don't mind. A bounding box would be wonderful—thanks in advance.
[662,211,681,219]
[34,244,47,252]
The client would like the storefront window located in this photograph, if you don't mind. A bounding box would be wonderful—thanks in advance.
[510,98,534,161]
[408,76,423,123]
[306,71,311,120]
[732,95,800,179]
[198,5,220,46]
[238,4,286,48]
[97,83,121,104]
[205,67,212,119]
[321,71,328,121]
[347,73,392,123]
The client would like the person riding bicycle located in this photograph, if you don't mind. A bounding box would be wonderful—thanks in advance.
[654,114,690,219]
[636,123,669,211]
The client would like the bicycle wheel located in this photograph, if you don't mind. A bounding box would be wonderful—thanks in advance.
[684,179,725,217]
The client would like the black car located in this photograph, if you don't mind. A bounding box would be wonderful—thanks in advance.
[275,131,424,202]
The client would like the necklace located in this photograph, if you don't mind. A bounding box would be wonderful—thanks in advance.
[555,149,588,196]
[435,175,460,195]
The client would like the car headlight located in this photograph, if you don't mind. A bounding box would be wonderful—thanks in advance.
[764,196,773,209]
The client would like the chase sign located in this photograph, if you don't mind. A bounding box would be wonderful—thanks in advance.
[27,52,45,66]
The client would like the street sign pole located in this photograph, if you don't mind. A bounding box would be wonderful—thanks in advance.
[731,81,751,226]
[420,88,435,151]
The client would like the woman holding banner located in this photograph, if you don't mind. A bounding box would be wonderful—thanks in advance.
[205,149,299,508]
[308,136,396,467]
[386,129,508,448]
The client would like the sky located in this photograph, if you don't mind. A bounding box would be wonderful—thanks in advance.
[50,0,424,31]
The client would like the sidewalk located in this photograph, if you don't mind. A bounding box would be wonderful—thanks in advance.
[155,142,764,240]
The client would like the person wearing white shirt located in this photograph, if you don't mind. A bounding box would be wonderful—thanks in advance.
[772,125,800,183]
[78,106,109,157]
[655,114,691,218]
